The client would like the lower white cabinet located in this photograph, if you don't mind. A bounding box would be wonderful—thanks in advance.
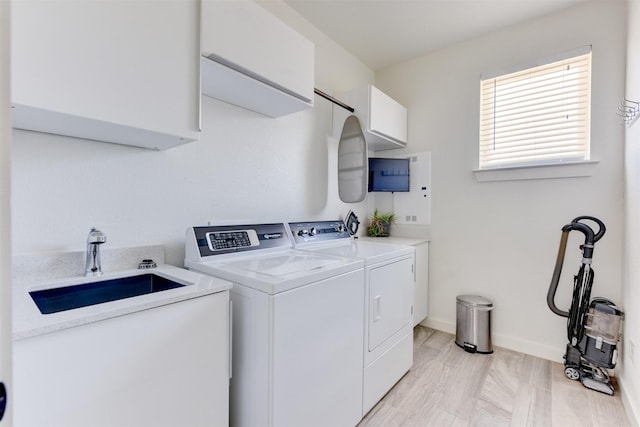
[13,291,230,427]
[413,242,429,325]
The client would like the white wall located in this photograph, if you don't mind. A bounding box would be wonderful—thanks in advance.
[622,0,640,424]
[375,0,626,363]
[10,2,374,267]
[11,3,636,422]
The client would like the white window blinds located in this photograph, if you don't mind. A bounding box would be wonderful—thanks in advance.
[479,50,591,169]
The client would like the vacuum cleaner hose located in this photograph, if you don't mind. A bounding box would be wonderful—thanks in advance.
[548,230,570,318]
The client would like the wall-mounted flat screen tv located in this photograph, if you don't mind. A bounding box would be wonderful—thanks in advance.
[368,157,410,192]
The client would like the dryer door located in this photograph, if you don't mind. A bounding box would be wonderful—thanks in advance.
[368,256,413,351]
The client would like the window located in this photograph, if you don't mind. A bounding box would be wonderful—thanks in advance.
[479,49,592,170]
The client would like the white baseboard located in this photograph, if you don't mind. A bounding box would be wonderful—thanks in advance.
[421,317,564,363]
[618,375,640,427]
[421,317,454,334]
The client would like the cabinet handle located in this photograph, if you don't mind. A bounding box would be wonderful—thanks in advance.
[228,300,233,379]
[374,295,382,322]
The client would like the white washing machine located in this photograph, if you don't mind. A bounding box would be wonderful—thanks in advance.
[288,220,415,416]
[185,223,365,427]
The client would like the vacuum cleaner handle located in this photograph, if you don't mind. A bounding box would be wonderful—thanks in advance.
[548,216,605,318]
[572,216,606,243]
[562,222,595,259]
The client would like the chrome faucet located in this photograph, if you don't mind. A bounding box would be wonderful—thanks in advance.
[85,227,107,276]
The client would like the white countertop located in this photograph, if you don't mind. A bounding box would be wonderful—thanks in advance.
[13,264,232,341]
[359,224,432,245]
[359,236,429,246]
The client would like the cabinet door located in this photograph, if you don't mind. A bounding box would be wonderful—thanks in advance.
[11,0,200,149]
[368,85,408,144]
[335,84,408,151]
[201,0,314,104]
[393,151,431,226]
[368,256,414,351]
[14,292,230,426]
[413,243,429,325]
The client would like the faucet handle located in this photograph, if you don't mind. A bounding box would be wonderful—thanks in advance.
[85,227,106,277]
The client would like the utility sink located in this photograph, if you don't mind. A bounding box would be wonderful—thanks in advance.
[29,274,185,314]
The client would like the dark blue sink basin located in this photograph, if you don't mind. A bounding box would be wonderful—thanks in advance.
[30,274,185,314]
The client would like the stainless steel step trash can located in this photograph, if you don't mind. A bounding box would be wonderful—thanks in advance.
[455,295,493,354]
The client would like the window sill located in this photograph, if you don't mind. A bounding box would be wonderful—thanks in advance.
[473,160,599,182]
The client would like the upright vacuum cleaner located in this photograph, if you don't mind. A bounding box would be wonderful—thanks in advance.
[547,216,624,395]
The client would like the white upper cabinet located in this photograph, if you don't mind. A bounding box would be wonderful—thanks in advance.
[338,85,408,151]
[11,0,200,150]
[200,0,314,118]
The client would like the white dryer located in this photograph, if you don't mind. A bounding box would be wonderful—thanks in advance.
[288,220,415,416]
[185,223,365,427]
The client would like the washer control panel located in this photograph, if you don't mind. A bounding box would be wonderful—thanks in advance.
[289,220,352,244]
[189,223,290,258]
[206,230,260,251]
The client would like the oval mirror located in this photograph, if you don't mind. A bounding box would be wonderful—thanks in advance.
[338,115,368,203]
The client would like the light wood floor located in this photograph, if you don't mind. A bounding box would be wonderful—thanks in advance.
[358,326,631,427]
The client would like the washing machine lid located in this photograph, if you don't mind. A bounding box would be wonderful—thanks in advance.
[187,250,362,294]
[305,241,413,265]
[228,253,340,277]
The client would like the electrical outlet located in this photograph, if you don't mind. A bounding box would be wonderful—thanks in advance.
[630,339,638,366]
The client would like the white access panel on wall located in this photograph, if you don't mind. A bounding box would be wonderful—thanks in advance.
[393,152,431,225]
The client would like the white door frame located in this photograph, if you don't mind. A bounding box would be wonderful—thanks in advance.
[0,0,13,425]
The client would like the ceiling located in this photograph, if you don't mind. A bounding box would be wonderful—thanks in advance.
[284,0,588,70]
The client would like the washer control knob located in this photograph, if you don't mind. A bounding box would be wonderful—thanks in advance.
[298,229,308,237]
[309,227,317,236]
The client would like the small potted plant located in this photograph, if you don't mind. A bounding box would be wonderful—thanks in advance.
[367,209,395,237]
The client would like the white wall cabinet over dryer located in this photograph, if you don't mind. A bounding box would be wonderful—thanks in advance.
[337,85,408,151]
[200,0,315,118]
[11,0,200,150]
